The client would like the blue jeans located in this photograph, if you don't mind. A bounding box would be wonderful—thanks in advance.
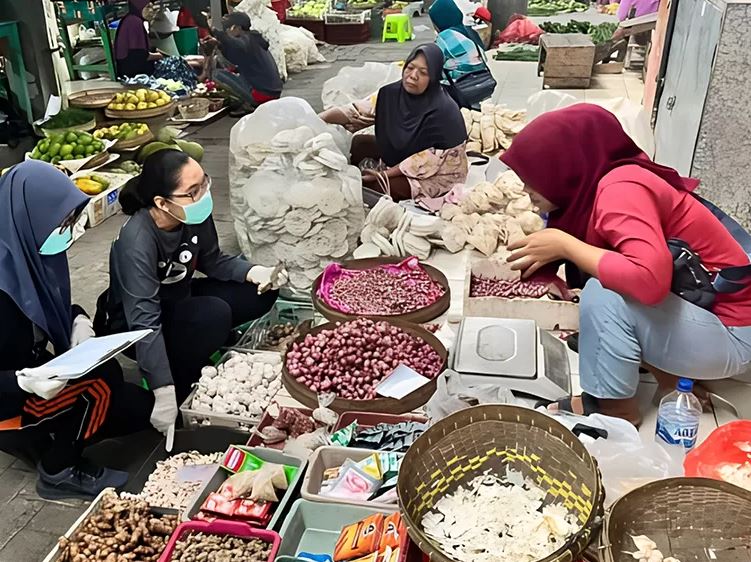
[579,279,751,399]
[214,69,256,106]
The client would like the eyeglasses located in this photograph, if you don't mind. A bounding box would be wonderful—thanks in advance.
[170,175,212,203]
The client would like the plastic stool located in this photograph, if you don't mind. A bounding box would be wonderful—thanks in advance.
[382,13,412,42]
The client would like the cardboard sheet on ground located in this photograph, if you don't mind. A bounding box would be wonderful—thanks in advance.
[37,330,151,380]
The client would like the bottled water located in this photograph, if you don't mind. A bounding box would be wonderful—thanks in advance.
[655,378,702,463]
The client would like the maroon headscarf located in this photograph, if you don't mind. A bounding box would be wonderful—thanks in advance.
[500,104,699,240]
[114,0,151,60]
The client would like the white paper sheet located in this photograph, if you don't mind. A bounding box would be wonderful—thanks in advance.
[376,363,431,399]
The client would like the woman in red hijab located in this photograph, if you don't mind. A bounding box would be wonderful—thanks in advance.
[502,104,751,425]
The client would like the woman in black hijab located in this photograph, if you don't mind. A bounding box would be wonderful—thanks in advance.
[321,44,468,211]
[0,161,153,500]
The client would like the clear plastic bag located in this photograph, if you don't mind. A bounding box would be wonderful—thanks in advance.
[321,62,403,110]
[425,369,520,422]
[229,98,364,292]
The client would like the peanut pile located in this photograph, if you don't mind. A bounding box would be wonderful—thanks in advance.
[57,492,177,562]
[168,531,272,562]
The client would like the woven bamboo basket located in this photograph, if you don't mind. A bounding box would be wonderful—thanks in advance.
[397,405,604,562]
[599,477,751,562]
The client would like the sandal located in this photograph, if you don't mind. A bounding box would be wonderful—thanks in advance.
[537,393,599,416]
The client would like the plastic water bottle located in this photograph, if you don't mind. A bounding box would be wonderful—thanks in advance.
[655,378,702,463]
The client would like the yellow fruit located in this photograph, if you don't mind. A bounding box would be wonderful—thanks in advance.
[146,102,157,108]
[146,90,159,102]
[125,103,136,111]
[136,101,148,110]
[75,177,105,195]
[114,103,125,110]
[155,98,166,107]
[159,90,170,101]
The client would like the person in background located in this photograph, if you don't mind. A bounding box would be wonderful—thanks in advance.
[201,12,282,115]
[617,0,659,20]
[320,44,468,212]
[0,161,154,500]
[429,0,489,82]
[97,150,287,442]
[114,0,163,77]
[502,104,751,426]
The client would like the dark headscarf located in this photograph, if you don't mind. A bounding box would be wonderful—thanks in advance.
[429,0,484,49]
[0,161,88,353]
[224,11,251,30]
[375,44,467,167]
[115,0,151,60]
[500,104,699,241]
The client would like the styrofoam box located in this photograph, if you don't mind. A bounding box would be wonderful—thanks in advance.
[462,262,579,330]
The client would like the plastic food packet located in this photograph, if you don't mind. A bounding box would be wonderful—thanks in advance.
[350,554,378,562]
[329,421,357,447]
[323,459,381,501]
[334,513,385,562]
[220,462,288,501]
[222,445,299,481]
[380,513,404,550]
[355,454,382,480]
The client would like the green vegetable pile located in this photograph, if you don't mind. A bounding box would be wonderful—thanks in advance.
[528,0,588,16]
[539,20,618,43]
[494,45,541,61]
[30,131,105,165]
[40,108,94,131]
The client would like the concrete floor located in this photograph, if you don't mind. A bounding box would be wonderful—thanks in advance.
[0,13,659,559]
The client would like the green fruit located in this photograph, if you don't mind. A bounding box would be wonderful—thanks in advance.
[40,154,51,162]
[31,147,41,159]
[74,144,86,156]
[90,174,110,188]
[48,142,61,157]
[60,144,74,157]
[50,134,64,145]
[38,140,50,153]
[174,139,204,163]
[51,156,61,165]
[86,145,96,156]
[78,134,92,146]
[137,141,179,163]
[65,131,78,143]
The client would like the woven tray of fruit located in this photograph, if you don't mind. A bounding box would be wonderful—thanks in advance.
[27,131,113,172]
[105,88,175,119]
[94,122,154,151]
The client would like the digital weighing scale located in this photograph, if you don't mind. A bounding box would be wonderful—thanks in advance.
[453,317,572,401]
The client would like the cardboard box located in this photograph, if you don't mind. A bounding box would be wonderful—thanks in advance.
[71,170,132,228]
[463,262,579,330]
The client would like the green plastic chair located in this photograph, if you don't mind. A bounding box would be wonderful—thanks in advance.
[382,13,412,43]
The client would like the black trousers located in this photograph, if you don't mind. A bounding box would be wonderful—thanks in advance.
[0,360,154,473]
[161,278,277,404]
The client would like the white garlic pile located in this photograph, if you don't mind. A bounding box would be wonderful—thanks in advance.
[421,468,580,562]
[628,535,681,562]
[462,103,526,155]
[138,451,222,511]
[191,352,283,419]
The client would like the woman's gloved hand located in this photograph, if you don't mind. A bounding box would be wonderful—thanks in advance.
[150,385,178,439]
[246,263,289,294]
[70,314,96,347]
[16,367,67,400]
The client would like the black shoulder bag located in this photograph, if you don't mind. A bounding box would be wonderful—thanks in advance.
[442,43,497,111]
[668,195,751,310]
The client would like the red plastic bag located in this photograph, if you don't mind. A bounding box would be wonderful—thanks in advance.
[497,15,543,45]
[684,420,751,484]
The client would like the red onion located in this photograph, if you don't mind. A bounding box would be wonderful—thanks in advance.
[285,318,443,400]
[470,275,549,298]
[327,268,445,315]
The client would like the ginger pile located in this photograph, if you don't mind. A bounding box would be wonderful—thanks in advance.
[57,492,177,562]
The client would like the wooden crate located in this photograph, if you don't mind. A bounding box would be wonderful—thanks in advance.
[538,33,596,89]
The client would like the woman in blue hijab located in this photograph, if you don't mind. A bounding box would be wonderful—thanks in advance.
[429,0,488,81]
[0,161,153,500]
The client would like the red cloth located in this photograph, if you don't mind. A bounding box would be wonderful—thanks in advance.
[589,165,751,325]
[251,89,278,104]
[500,104,698,241]
[177,8,210,39]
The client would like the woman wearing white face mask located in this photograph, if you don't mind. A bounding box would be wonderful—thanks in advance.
[0,161,154,500]
[97,149,287,440]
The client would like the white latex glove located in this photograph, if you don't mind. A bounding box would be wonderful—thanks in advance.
[16,367,67,400]
[70,314,95,347]
[150,385,178,441]
[246,263,289,294]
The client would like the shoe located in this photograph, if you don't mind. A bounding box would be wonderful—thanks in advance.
[36,461,129,500]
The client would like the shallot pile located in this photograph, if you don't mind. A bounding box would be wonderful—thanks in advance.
[286,318,443,400]
[470,275,551,298]
[326,266,445,315]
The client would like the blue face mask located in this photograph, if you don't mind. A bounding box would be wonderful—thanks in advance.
[39,225,74,255]
[173,188,213,225]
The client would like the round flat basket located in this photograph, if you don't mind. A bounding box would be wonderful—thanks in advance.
[311,257,451,324]
[79,151,111,170]
[600,477,751,562]
[281,318,446,414]
[111,129,154,151]
[397,405,604,562]
[68,88,120,109]
[105,101,175,120]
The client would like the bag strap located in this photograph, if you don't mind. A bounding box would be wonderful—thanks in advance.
[693,195,751,293]
[466,150,490,165]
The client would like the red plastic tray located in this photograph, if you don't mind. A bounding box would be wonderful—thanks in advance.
[684,420,751,479]
[158,520,281,562]
[333,411,428,433]
[246,407,315,449]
